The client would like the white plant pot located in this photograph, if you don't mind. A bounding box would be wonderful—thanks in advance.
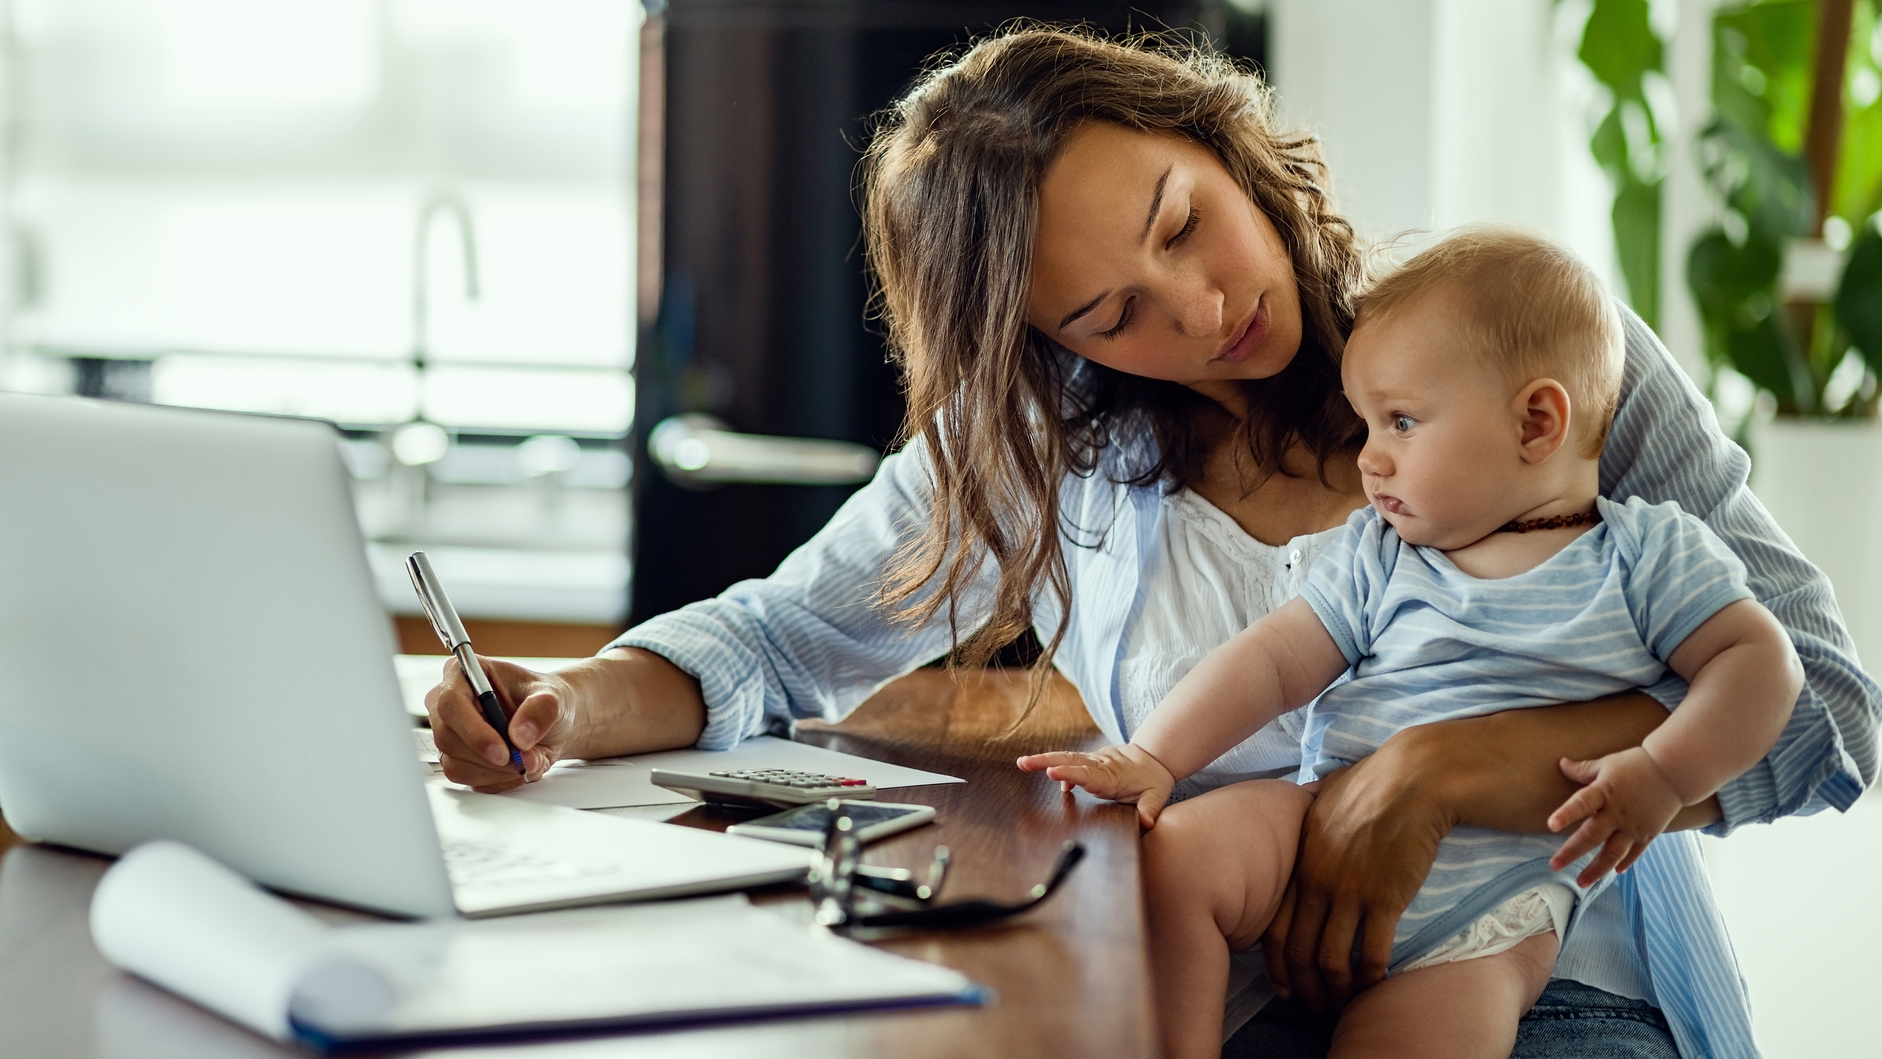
[1748,418,1882,670]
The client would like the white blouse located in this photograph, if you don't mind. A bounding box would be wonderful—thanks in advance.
[1116,488,1345,798]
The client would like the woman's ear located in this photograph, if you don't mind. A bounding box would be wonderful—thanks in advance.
[1516,379,1572,464]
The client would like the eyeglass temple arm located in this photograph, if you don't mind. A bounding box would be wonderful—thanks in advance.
[1033,840,1086,899]
[844,840,1088,930]
[853,845,951,903]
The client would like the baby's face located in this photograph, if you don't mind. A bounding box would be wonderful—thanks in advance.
[1342,297,1529,548]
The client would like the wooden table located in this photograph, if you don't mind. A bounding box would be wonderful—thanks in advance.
[0,670,1155,1059]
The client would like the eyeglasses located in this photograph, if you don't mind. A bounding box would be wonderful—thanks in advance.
[806,801,1087,933]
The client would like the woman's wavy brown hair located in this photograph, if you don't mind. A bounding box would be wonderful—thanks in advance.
[862,25,1365,693]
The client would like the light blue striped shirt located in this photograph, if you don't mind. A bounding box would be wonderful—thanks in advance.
[613,307,1875,1059]
[1301,496,1755,966]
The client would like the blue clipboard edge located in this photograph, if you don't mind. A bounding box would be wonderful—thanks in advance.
[291,982,995,1055]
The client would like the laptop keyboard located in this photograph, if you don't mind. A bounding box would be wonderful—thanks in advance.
[441,837,625,890]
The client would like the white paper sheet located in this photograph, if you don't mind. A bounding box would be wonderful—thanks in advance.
[339,897,978,1038]
[445,735,962,809]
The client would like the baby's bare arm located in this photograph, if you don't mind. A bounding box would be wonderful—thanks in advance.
[1548,599,1802,882]
[1133,597,1350,781]
[1651,598,1803,802]
[1017,599,1345,826]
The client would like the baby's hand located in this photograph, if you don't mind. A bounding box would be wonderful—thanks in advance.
[1016,745,1176,828]
[1546,747,1684,887]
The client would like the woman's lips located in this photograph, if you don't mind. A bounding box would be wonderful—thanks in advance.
[1214,299,1269,363]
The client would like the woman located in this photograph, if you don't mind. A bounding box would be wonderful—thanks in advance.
[429,28,1874,1058]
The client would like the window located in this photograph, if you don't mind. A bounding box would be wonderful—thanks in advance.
[1,0,641,624]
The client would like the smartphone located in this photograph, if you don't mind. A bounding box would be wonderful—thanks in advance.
[726,800,936,847]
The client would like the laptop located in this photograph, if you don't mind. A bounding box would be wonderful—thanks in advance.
[0,393,811,918]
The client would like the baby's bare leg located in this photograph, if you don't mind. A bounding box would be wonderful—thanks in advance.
[1329,932,1558,1059]
[1141,779,1314,1059]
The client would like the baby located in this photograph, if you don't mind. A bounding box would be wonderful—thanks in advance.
[1019,229,1803,1059]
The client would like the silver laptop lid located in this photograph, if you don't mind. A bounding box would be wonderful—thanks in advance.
[0,394,455,918]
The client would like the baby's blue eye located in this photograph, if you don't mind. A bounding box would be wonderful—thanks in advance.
[1393,414,1415,433]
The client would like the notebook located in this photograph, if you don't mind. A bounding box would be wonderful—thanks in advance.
[93,842,987,1054]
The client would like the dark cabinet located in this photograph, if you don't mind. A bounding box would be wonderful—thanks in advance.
[632,0,1253,622]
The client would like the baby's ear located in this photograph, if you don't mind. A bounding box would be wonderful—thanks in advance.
[1516,379,1572,463]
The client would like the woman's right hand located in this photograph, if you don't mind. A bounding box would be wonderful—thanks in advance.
[425,656,577,792]
[423,646,710,793]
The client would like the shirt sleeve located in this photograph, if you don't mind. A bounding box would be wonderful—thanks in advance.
[608,442,990,750]
[1607,496,1755,662]
[1300,507,1391,667]
[1601,304,1874,834]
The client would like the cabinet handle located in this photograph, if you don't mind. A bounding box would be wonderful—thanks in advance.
[648,414,879,487]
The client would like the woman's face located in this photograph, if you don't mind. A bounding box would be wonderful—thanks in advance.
[1026,122,1303,410]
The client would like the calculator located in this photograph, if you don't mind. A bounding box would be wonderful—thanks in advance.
[649,767,879,809]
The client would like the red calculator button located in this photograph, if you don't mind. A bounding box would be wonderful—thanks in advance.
[838,778,866,786]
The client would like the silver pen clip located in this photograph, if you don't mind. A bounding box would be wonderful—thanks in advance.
[406,550,470,652]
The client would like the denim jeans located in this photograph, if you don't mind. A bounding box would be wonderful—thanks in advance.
[1219,978,1678,1059]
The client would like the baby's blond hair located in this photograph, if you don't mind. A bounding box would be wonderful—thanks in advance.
[1354,227,1624,458]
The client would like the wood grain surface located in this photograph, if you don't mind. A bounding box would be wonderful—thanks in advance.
[392,617,626,659]
[0,669,1155,1059]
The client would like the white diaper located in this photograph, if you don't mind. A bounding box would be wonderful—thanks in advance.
[1398,883,1575,973]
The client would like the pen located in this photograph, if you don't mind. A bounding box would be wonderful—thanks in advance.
[405,550,525,774]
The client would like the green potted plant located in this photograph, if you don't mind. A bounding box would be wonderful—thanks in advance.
[1686,0,1882,659]
[1573,0,1672,333]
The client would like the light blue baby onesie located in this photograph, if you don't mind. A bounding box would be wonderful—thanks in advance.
[1299,495,1754,970]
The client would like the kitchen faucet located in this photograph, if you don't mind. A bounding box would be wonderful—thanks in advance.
[411,190,480,379]
[394,191,480,467]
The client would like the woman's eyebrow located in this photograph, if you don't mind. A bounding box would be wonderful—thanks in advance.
[1059,291,1109,330]
[1139,165,1173,245]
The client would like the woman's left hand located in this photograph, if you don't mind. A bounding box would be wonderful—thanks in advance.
[1260,737,1452,1010]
